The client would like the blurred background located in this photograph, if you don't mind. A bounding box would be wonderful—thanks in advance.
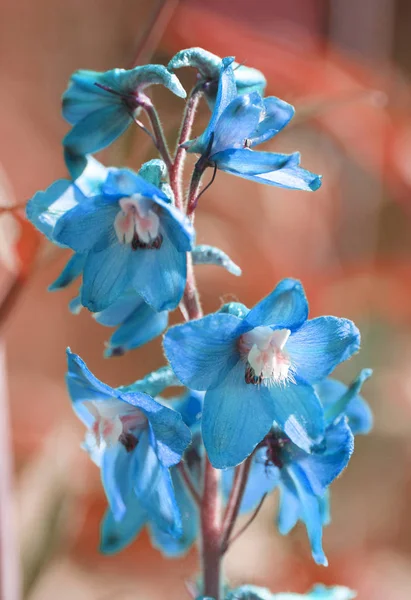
[1,0,411,598]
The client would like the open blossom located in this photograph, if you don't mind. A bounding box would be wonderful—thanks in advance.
[62,64,186,177]
[66,349,191,538]
[164,278,360,468]
[183,57,321,192]
[100,390,202,556]
[26,160,195,313]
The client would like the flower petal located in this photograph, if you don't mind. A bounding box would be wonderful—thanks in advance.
[100,494,147,554]
[127,228,187,312]
[317,369,373,434]
[249,96,295,147]
[268,381,325,452]
[149,469,198,557]
[211,92,263,154]
[287,317,361,384]
[48,253,85,291]
[104,303,169,358]
[93,292,144,326]
[296,419,354,496]
[283,465,328,566]
[81,244,132,312]
[133,431,182,536]
[243,278,308,331]
[164,313,242,390]
[213,148,322,191]
[53,197,118,253]
[119,390,191,467]
[66,349,115,427]
[202,361,278,468]
[63,104,132,156]
[101,443,135,521]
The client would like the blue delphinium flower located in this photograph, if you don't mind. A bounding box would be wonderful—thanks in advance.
[62,65,186,177]
[223,370,372,566]
[168,47,266,107]
[100,390,203,556]
[164,278,360,468]
[182,57,321,192]
[66,349,191,541]
[222,584,356,599]
[27,162,195,313]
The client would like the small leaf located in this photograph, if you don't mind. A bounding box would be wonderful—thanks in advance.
[192,244,242,276]
[118,366,183,397]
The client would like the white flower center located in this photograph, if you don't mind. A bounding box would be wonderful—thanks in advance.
[87,400,147,451]
[114,194,161,249]
[239,326,292,385]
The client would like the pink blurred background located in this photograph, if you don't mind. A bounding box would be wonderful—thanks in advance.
[1,0,411,598]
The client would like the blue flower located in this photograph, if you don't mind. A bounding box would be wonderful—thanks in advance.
[168,47,266,107]
[100,390,202,556]
[62,65,186,177]
[223,417,354,566]
[164,278,360,468]
[66,349,191,541]
[183,58,321,192]
[28,162,195,313]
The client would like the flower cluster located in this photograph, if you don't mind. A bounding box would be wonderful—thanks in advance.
[26,46,372,599]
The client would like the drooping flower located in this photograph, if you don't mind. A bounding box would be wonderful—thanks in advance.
[182,57,321,192]
[27,160,195,313]
[222,584,356,600]
[164,278,360,468]
[62,65,186,177]
[168,47,266,107]
[66,350,192,542]
[100,389,203,556]
[223,370,372,566]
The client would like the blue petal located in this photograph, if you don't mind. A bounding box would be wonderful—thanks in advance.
[287,317,361,384]
[317,369,373,434]
[102,168,170,203]
[81,244,132,312]
[101,443,135,520]
[100,494,147,554]
[53,197,118,253]
[283,465,328,566]
[73,156,109,197]
[172,391,203,430]
[277,477,301,535]
[243,278,308,331]
[268,381,325,453]
[63,104,132,156]
[26,180,82,242]
[202,361,279,468]
[104,303,168,358]
[222,447,280,513]
[164,313,242,391]
[119,390,191,467]
[319,489,331,527]
[211,92,263,154]
[249,96,295,147]
[187,57,237,154]
[296,419,354,496]
[48,253,86,291]
[213,148,322,191]
[66,349,115,427]
[133,431,182,536]
[149,469,198,557]
[128,228,187,312]
[94,293,144,326]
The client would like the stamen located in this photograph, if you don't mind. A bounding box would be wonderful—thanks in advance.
[114,194,162,250]
[239,326,292,386]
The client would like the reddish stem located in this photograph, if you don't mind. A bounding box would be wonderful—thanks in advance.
[169,86,203,209]
[201,456,222,600]
[177,462,201,506]
[182,253,202,321]
[220,456,253,553]
[139,96,173,171]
